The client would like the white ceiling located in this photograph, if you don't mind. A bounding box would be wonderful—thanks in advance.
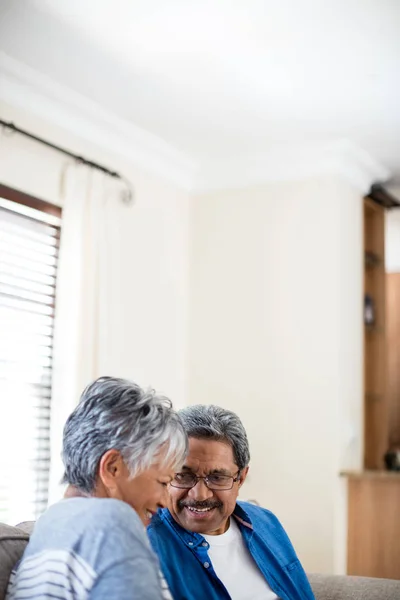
[0,0,399,184]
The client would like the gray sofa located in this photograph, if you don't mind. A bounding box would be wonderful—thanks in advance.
[1,521,399,599]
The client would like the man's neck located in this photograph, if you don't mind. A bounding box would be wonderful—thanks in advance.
[202,517,231,536]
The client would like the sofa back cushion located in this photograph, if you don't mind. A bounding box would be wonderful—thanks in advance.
[0,523,30,600]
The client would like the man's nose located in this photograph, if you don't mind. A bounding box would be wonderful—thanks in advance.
[187,479,214,501]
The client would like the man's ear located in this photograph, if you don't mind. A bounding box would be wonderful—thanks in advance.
[98,449,124,490]
[238,466,249,488]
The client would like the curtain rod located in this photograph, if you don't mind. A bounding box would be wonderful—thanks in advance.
[0,119,133,204]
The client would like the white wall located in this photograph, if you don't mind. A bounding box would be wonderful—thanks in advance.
[188,176,364,573]
[0,100,366,573]
[0,100,190,407]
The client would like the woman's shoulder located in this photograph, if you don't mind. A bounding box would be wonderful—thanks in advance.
[40,497,144,540]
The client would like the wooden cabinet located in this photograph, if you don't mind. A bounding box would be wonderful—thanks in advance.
[363,199,388,469]
[386,272,400,448]
[363,198,400,461]
[347,473,400,580]
[344,197,400,580]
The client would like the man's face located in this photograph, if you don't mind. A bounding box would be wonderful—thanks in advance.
[168,437,248,535]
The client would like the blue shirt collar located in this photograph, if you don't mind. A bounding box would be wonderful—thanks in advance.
[160,502,253,548]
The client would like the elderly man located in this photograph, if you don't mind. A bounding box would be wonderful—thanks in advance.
[7,377,187,600]
[148,405,315,600]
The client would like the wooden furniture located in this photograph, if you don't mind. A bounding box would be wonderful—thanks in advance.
[386,272,400,448]
[342,198,400,580]
[346,471,400,580]
[363,199,388,469]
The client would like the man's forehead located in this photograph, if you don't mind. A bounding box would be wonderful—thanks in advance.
[181,464,233,475]
[184,437,237,470]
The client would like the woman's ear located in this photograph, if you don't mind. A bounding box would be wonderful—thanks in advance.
[98,449,124,491]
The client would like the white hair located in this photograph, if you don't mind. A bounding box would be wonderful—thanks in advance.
[62,376,188,493]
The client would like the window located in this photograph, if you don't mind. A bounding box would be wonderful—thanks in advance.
[0,184,61,526]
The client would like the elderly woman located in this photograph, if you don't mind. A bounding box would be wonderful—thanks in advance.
[6,377,187,600]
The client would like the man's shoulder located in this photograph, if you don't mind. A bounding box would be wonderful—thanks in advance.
[147,509,189,551]
[147,508,172,536]
[236,500,280,522]
[236,501,290,534]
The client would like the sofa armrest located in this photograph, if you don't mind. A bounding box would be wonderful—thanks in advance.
[308,573,400,600]
[0,523,30,600]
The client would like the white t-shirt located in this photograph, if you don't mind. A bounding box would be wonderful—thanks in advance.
[203,517,280,600]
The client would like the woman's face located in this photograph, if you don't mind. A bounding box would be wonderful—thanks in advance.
[65,453,177,527]
[112,458,176,526]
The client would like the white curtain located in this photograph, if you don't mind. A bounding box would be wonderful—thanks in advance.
[48,164,120,504]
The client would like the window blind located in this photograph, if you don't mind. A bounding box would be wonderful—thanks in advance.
[0,195,61,526]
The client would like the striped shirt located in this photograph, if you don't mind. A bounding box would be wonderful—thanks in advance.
[6,497,171,600]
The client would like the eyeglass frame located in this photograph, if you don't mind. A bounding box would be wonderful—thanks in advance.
[170,470,242,491]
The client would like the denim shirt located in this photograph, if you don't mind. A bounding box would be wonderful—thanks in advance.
[148,501,315,600]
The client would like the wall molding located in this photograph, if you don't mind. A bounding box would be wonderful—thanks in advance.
[0,52,390,194]
[0,52,196,189]
[194,139,390,194]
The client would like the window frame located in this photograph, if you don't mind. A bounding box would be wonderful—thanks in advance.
[0,182,62,523]
[0,183,62,220]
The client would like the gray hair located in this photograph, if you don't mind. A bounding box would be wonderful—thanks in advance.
[62,376,188,493]
[178,405,250,471]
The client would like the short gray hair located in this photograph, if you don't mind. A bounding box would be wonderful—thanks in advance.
[178,405,250,471]
[62,377,188,493]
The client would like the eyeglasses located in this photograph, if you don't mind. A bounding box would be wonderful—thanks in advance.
[170,471,241,491]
